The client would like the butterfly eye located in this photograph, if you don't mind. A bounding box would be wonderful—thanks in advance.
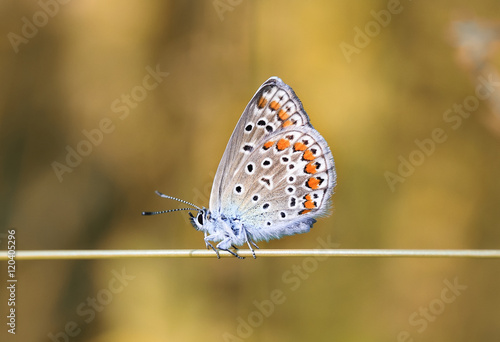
[197,212,204,226]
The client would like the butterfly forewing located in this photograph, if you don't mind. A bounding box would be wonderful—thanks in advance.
[210,77,309,210]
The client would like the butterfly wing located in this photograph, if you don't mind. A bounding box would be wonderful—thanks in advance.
[209,77,336,240]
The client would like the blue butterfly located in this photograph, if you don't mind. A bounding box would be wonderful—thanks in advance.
[143,77,336,259]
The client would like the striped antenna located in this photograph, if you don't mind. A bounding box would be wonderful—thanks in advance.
[142,191,202,216]
[142,207,198,216]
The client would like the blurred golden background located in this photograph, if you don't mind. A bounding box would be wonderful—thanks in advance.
[1,1,500,341]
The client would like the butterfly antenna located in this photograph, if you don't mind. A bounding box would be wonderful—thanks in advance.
[153,191,201,210]
[142,207,198,216]
[142,191,202,216]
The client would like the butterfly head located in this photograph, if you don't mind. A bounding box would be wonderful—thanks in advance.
[189,208,210,231]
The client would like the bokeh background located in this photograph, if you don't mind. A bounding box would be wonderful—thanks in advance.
[1,1,500,341]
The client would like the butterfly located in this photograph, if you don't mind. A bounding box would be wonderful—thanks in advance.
[143,77,336,259]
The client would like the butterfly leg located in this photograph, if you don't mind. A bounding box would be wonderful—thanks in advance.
[204,232,220,259]
[216,237,245,259]
[219,248,245,259]
[243,230,258,259]
[206,242,220,259]
[250,240,260,250]
[204,233,244,259]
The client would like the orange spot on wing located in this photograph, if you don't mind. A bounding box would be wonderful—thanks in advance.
[282,120,293,128]
[276,138,291,151]
[305,162,317,174]
[269,101,280,111]
[293,142,307,151]
[263,141,274,150]
[303,194,316,209]
[299,209,311,215]
[303,150,315,161]
[304,200,316,209]
[307,177,320,189]
[278,109,290,120]
[257,96,268,109]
